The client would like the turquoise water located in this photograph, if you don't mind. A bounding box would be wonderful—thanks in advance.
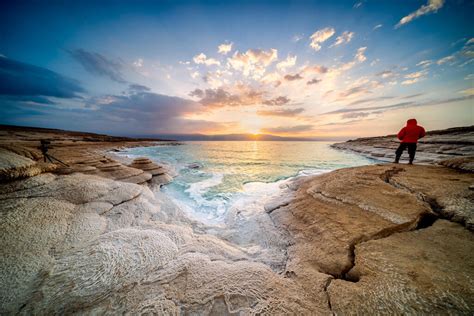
[122,141,375,223]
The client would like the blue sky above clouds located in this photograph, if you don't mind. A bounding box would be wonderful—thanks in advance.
[0,0,472,138]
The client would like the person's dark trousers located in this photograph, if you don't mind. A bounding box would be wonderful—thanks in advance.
[395,142,417,163]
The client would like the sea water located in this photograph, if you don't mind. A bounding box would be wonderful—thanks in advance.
[121,141,375,224]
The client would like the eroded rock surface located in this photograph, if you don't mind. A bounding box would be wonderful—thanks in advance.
[332,125,474,164]
[329,220,474,314]
[0,173,325,315]
[269,164,474,314]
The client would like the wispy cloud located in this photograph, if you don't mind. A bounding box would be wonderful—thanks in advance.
[416,59,433,68]
[436,55,455,65]
[257,108,304,117]
[309,27,335,51]
[330,31,355,47]
[0,56,84,101]
[292,34,304,42]
[373,24,383,30]
[261,124,314,134]
[348,96,395,106]
[69,49,126,83]
[401,70,427,85]
[396,0,445,28]
[324,95,473,116]
[353,1,363,9]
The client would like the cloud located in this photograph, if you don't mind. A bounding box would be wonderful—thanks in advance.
[218,42,233,55]
[193,53,221,66]
[330,31,355,47]
[292,34,304,42]
[257,108,304,117]
[309,27,335,51]
[189,87,264,108]
[459,88,474,96]
[341,112,370,119]
[334,77,384,100]
[307,78,321,85]
[348,96,395,106]
[227,48,278,78]
[128,84,150,92]
[69,49,126,83]
[261,124,314,134]
[376,70,396,79]
[396,0,445,28]
[0,56,84,100]
[133,58,144,68]
[260,72,282,87]
[262,96,291,106]
[1,87,229,134]
[338,85,371,98]
[353,1,363,9]
[436,55,455,65]
[301,65,328,75]
[416,60,433,68]
[373,24,383,30]
[355,47,367,62]
[323,95,473,116]
[284,73,303,81]
[401,70,427,85]
[276,55,297,71]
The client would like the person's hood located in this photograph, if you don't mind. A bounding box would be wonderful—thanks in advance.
[407,118,417,126]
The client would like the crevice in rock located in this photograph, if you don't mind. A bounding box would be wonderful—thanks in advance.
[380,166,404,183]
[323,277,334,314]
[331,212,441,283]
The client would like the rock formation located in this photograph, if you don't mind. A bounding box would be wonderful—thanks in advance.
[267,164,474,314]
[1,125,473,314]
[332,125,474,165]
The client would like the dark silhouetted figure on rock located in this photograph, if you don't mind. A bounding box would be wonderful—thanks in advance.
[394,119,426,164]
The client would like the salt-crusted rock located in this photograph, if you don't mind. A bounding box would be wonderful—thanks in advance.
[332,126,474,164]
[27,229,179,314]
[128,157,173,186]
[329,220,474,314]
[0,148,45,182]
[129,157,167,176]
[1,172,327,315]
[439,155,474,172]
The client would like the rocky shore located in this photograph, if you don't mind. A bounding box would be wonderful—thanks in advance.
[332,125,474,168]
[1,125,473,314]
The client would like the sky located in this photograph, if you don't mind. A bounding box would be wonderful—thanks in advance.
[0,0,473,139]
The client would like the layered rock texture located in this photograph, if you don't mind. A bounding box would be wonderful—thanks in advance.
[332,125,474,165]
[0,124,174,185]
[1,125,473,314]
[267,164,473,314]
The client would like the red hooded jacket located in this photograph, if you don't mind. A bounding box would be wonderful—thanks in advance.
[397,119,426,143]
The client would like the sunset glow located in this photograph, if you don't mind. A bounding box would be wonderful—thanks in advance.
[1,0,472,139]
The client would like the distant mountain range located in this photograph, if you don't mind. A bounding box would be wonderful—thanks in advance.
[129,133,349,142]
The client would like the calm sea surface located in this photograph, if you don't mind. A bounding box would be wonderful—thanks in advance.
[122,141,376,223]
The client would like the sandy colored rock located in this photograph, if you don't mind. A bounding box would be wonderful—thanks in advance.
[332,125,474,164]
[129,157,167,175]
[439,155,474,172]
[329,220,474,314]
[0,148,45,182]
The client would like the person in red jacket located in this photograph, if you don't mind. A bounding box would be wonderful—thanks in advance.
[394,119,426,164]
